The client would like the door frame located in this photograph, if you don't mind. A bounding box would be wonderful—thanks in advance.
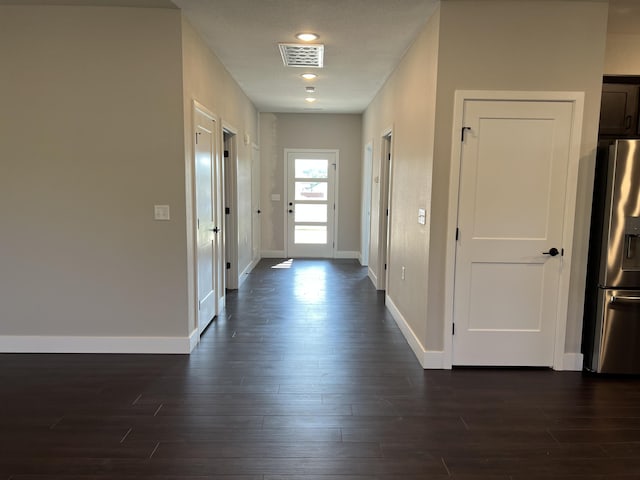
[251,142,261,268]
[377,128,393,290]
[284,148,339,258]
[442,90,585,370]
[187,100,224,343]
[223,124,239,289]
[360,141,373,267]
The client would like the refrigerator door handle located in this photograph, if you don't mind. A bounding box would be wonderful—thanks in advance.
[610,295,640,304]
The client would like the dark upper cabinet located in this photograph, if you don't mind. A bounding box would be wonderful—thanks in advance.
[599,83,640,136]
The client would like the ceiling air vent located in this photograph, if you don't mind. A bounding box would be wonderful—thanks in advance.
[278,43,324,68]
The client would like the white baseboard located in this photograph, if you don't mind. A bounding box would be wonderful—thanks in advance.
[188,329,199,352]
[334,250,359,259]
[0,332,198,354]
[261,250,286,258]
[238,260,257,287]
[385,295,445,369]
[368,267,378,288]
[561,353,584,371]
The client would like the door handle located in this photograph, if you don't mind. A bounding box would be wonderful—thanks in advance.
[256,209,261,214]
[288,209,294,213]
[611,295,640,304]
[542,247,560,257]
[209,227,220,233]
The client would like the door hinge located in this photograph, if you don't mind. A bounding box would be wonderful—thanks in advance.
[224,150,229,158]
[225,207,230,215]
[452,323,455,335]
[386,209,389,217]
[226,262,231,270]
[455,227,459,241]
[195,131,200,145]
[197,218,200,229]
[384,263,387,270]
[388,153,391,161]
[461,127,471,142]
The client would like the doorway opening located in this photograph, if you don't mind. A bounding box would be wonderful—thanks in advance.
[377,131,393,290]
[361,142,373,266]
[192,102,224,336]
[443,90,585,370]
[223,127,239,290]
[284,149,338,258]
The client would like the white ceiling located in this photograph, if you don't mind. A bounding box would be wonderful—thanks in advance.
[172,0,439,113]
[4,1,640,113]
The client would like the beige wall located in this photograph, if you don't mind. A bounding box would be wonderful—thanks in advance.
[181,17,259,302]
[259,113,362,255]
[605,33,640,74]
[434,0,608,354]
[0,6,188,337]
[364,0,608,357]
[363,8,441,345]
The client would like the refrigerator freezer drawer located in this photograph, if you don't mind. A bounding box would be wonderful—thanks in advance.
[596,289,640,374]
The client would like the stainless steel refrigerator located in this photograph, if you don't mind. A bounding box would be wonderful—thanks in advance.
[583,139,640,374]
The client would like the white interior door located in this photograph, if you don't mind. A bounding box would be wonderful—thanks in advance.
[194,109,219,334]
[452,99,573,366]
[286,150,337,258]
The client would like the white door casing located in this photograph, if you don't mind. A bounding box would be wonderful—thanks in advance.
[251,144,261,264]
[444,91,584,369]
[285,149,338,258]
[194,107,220,334]
[378,131,393,290]
[361,142,373,267]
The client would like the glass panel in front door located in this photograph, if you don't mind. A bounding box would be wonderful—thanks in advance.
[294,158,330,245]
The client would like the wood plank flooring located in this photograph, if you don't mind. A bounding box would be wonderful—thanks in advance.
[2,258,640,479]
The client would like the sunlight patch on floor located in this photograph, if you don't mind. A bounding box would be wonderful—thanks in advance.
[271,259,294,269]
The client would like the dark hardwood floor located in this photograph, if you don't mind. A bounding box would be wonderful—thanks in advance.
[2,258,640,479]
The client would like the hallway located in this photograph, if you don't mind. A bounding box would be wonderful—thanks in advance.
[1,259,640,478]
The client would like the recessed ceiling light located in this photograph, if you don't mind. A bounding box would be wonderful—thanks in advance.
[305,97,317,103]
[305,86,316,93]
[301,73,317,80]
[296,33,318,42]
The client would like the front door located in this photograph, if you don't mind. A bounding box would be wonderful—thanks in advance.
[286,150,337,258]
[452,99,573,366]
[194,108,220,334]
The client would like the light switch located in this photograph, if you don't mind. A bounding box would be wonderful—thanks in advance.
[418,208,426,225]
[154,205,170,221]
[271,194,281,201]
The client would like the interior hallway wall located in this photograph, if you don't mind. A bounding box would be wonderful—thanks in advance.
[362,7,441,349]
[363,0,608,364]
[181,16,259,311]
[604,6,640,74]
[0,6,188,343]
[259,113,362,257]
[433,0,608,356]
